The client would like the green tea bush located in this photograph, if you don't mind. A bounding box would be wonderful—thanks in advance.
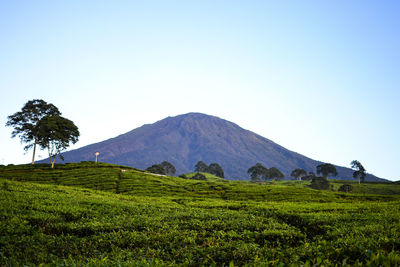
[310,177,331,190]
[191,172,207,180]
[338,184,353,193]
[1,162,400,265]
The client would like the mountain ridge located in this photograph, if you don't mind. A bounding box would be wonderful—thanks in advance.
[48,112,385,181]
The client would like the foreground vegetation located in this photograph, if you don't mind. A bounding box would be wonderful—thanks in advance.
[1,162,400,266]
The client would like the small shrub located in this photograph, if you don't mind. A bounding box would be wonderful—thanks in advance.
[310,177,330,190]
[338,184,353,193]
[191,173,207,180]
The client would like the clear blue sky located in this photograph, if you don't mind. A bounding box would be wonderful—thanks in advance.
[1,1,399,181]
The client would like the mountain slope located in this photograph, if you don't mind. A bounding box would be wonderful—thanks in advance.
[53,113,384,181]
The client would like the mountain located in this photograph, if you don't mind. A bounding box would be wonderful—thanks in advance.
[51,112,384,181]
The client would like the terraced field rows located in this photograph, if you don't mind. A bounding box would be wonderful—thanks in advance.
[1,162,400,265]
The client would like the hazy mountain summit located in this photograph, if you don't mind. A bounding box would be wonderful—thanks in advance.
[57,112,383,181]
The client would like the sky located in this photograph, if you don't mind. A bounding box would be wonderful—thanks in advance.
[1,1,399,181]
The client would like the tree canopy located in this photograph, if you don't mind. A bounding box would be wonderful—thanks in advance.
[195,161,209,172]
[194,161,224,178]
[269,167,285,181]
[247,164,284,182]
[146,164,166,175]
[161,161,176,176]
[6,99,61,164]
[316,163,337,180]
[351,160,366,184]
[208,163,224,178]
[247,163,269,181]
[290,168,307,181]
[36,115,79,168]
[146,161,176,176]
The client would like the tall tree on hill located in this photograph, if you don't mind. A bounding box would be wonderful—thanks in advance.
[6,99,61,164]
[316,163,338,181]
[351,160,366,184]
[209,163,224,178]
[290,168,307,181]
[36,115,79,168]
[269,167,285,181]
[247,163,269,181]
[195,161,209,172]
[161,161,176,176]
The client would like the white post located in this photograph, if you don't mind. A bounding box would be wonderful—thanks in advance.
[95,152,99,163]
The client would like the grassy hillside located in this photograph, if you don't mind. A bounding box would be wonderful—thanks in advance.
[184,172,227,182]
[1,162,400,266]
[2,162,399,201]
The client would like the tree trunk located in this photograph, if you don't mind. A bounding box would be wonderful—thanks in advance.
[51,157,56,168]
[50,155,56,168]
[31,139,37,165]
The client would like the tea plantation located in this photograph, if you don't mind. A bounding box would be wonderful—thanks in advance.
[1,162,400,266]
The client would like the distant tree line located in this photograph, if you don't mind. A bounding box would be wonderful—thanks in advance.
[247,163,284,182]
[289,161,366,182]
[286,160,367,190]
[146,160,226,179]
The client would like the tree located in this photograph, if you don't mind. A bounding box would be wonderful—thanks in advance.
[209,163,224,178]
[290,168,307,181]
[351,160,366,184]
[36,115,79,168]
[316,163,337,180]
[5,99,61,164]
[194,161,224,178]
[146,164,166,175]
[195,161,209,172]
[161,161,176,176]
[268,167,284,181]
[247,163,269,181]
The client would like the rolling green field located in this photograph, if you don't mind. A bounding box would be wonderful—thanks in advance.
[1,162,400,266]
